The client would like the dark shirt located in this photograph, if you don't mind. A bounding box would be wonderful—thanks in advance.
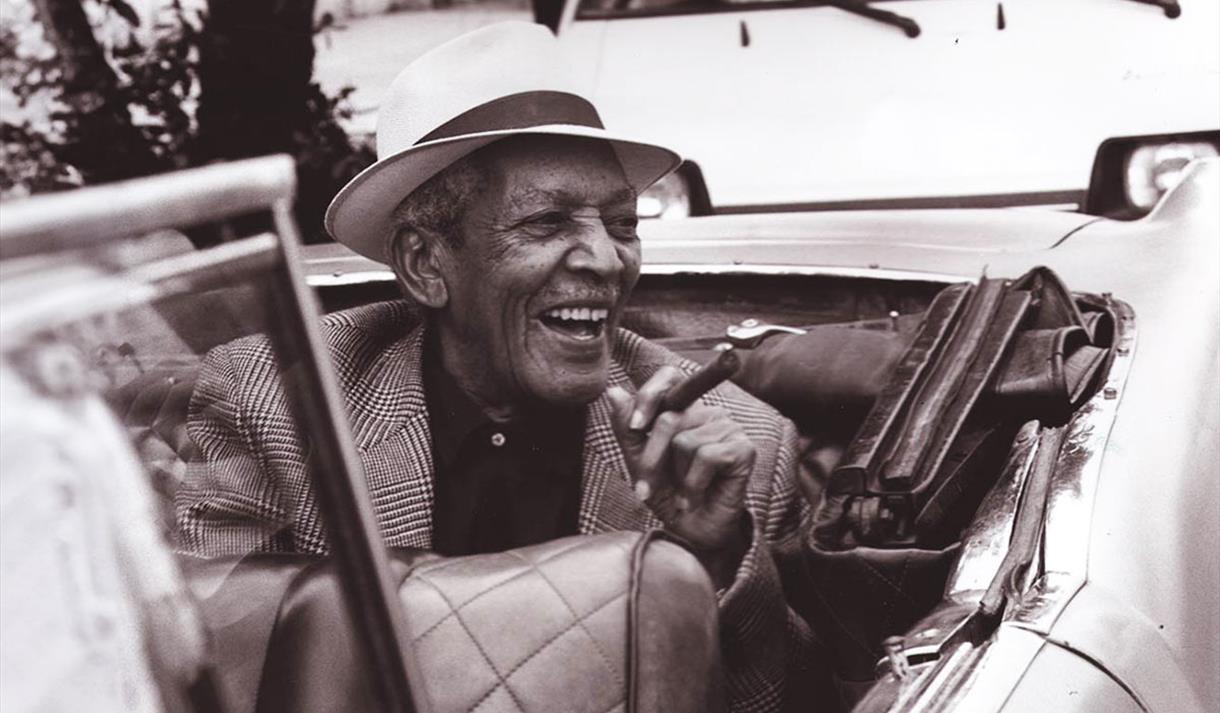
[423,343,586,556]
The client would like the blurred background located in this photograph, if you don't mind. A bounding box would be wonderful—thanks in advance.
[0,0,528,243]
[3,0,1217,238]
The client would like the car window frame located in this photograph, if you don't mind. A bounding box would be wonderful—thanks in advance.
[0,156,424,713]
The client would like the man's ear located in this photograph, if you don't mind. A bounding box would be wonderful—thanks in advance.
[389,228,450,309]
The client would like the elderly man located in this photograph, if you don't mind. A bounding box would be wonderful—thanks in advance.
[178,22,817,712]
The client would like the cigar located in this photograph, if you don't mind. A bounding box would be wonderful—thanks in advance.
[632,348,743,505]
[658,347,741,414]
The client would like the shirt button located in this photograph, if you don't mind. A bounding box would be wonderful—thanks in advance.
[490,432,506,447]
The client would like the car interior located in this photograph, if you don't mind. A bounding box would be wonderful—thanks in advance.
[84,241,1114,711]
[6,153,1116,712]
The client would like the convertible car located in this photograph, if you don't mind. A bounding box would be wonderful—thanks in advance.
[1,151,1216,713]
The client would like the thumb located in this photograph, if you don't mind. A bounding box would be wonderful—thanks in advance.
[606,385,646,461]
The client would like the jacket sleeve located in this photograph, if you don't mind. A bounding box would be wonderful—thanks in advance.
[717,415,821,713]
[175,341,292,557]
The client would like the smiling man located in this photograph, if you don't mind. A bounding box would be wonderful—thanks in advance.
[177,22,817,712]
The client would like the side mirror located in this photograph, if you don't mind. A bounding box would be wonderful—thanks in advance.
[532,0,565,32]
[637,161,713,219]
[1084,130,1219,219]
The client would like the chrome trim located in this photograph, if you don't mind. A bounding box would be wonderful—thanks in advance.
[1009,299,1136,633]
[304,262,973,287]
[910,627,1047,713]
[944,421,1040,602]
[883,637,914,682]
[0,156,295,259]
[308,269,396,286]
[642,263,971,283]
[724,320,808,348]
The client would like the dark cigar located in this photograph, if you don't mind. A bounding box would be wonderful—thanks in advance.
[658,347,741,414]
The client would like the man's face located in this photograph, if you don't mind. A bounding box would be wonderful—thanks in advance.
[434,135,641,409]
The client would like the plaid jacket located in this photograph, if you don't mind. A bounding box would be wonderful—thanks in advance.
[177,299,816,712]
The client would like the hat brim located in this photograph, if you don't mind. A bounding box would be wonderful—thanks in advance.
[324,124,682,262]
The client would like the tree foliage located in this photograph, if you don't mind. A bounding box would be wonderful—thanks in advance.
[0,0,375,242]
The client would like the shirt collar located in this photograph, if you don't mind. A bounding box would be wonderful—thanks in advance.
[423,337,492,471]
[422,332,587,470]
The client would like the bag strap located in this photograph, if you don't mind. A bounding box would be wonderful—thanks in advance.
[626,528,670,713]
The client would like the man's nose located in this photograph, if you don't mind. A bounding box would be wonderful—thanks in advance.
[565,222,624,279]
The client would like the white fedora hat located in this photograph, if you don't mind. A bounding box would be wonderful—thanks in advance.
[324,21,682,262]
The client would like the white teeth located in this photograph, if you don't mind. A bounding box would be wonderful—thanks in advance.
[544,307,609,322]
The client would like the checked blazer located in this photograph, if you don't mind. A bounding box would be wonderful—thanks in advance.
[176,299,818,713]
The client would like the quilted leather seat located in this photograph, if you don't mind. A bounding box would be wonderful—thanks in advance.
[186,532,722,713]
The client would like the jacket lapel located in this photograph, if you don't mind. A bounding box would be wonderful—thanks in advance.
[578,362,661,535]
[348,326,436,549]
[343,315,658,547]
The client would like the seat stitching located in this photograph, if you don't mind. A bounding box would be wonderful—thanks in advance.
[412,575,528,713]
[411,563,556,641]
[462,589,628,713]
[494,591,628,708]
[418,537,597,579]
[505,549,625,688]
[854,557,920,606]
[410,539,619,641]
[525,537,608,567]
[414,574,627,713]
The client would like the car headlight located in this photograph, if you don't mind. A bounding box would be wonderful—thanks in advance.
[1086,131,1220,219]
[637,171,692,220]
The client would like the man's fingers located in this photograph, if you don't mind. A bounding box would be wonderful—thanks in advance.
[628,366,686,431]
[682,440,748,496]
[607,385,645,450]
[609,381,742,510]
[638,405,723,477]
[608,385,662,501]
[669,415,739,482]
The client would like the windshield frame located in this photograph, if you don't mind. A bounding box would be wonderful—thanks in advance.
[0,156,422,713]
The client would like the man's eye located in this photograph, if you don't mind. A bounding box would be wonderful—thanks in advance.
[607,216,639,235]
[530,212,568,227]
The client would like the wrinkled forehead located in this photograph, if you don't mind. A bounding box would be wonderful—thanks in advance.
[475,135,636,211]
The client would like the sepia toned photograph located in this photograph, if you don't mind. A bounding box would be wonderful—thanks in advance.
[1,1,1217,712]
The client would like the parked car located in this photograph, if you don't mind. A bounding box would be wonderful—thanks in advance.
[1,148,1216,713]
[541,0,1220,219]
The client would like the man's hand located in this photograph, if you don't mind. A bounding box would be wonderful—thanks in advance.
[607,366,755,588]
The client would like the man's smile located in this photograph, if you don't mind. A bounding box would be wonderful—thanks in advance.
[538,304,611,341]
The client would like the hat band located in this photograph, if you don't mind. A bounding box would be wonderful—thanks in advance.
[417,91,604,145]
